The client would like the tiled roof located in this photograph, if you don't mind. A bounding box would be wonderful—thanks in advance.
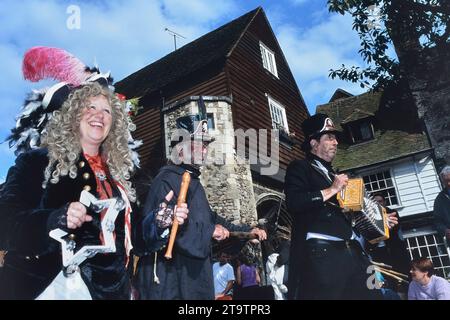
[114,8,260,98]
[317,90,430,171]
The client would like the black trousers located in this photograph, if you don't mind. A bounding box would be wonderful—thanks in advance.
[300,239,383,300]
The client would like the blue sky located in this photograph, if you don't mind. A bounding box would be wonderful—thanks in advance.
[0,0,370,179]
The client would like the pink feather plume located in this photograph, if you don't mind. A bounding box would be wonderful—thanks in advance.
[22,46,92,86]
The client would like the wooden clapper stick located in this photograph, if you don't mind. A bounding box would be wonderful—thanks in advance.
[165,172,191,259]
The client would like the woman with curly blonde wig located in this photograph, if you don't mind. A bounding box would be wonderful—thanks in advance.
[41,82,136,202]
[0,81,144,300]
[0,46,192,301]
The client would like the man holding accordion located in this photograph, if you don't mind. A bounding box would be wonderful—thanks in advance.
[285,113,397,300]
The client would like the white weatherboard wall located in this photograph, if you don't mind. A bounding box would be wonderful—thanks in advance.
[355,154,442,218]
[392,155,442,217]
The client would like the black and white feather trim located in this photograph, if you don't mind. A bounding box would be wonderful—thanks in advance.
[128,138,143,168]
[8,87,52,155]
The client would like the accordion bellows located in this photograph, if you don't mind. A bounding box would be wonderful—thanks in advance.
[337,178,390,244]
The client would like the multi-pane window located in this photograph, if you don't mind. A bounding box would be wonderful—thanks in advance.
[260,42,278,77]
[363,170,399,206]
[406,233,450,279]
[268,96,289,133]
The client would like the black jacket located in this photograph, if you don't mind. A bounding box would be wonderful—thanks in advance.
[433,190,450,236]
[134,164,250,300]
[0,149,136,300]
[284,155,352,240]
[284,154,353,299]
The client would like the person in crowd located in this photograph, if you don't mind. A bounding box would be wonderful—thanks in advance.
[134,106,266,299]
[266,241,289,300]
[0,47,185,300]
[433,166,450,242]
[365,193,410,295]
[213,252,235,300]
[408,257,450,300]
[235,254,260,299]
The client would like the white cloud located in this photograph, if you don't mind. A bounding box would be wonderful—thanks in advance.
[159,0,239,25]
[0,0,370,177]
[274,10,368,111]
[0,0,239,177]
[0,0,238,84]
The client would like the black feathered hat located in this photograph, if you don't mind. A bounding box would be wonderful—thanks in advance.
[7,46,142,166]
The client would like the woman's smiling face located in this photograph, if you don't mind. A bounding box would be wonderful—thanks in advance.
[79,95,112,154]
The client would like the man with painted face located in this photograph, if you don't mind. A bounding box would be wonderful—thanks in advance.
[134,99,266,300]
[285,113,389,300]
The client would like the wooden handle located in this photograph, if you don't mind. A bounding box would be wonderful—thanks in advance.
[374,266,409,284]
[229,231,258,240]
[165,172,191,259]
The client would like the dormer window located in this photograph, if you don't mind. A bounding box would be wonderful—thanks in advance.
[347,120,374,143]
[260,41,278,78]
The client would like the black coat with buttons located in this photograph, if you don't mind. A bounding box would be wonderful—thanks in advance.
[0,148,134,300]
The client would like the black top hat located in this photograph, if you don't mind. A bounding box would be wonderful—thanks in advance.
[301,113,341,151]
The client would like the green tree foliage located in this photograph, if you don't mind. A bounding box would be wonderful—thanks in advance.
[327,0,450,90]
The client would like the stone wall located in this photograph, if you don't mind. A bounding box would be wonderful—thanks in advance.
[202,161,257,225]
